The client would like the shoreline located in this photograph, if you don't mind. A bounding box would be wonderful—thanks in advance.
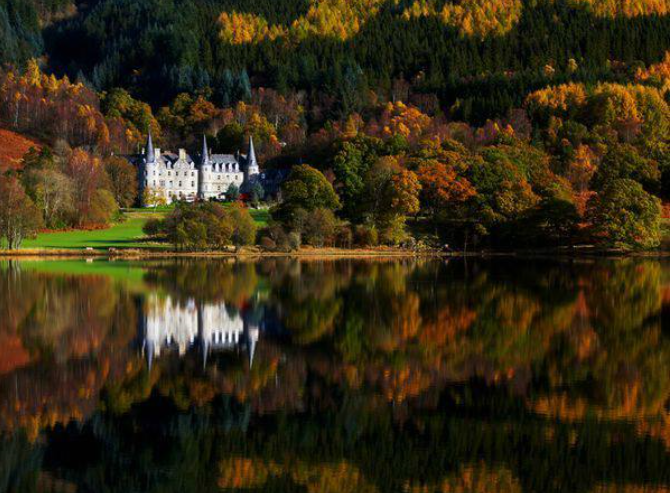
[1,247,669,259]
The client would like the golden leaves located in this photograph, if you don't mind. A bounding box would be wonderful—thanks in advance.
[570,0,670,18]
[218,0,387,45]
[402,0,523,38]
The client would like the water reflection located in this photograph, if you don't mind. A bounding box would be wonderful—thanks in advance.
[142,294,259,368]
[0,257,668,492]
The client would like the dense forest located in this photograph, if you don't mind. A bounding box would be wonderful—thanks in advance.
[3,0,670,120]
[1,0,670,250]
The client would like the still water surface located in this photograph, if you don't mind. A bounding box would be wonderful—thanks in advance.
[0,257,669,493]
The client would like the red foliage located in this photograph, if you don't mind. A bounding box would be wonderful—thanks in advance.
[0,127,40,172]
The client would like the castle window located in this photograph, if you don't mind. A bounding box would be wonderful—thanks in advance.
[191,172,195,177]
[167,171,171,176]
[178,181,182,187]
[191,181,195,187]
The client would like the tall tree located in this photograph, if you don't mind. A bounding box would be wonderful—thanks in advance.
[104,155,138,208]
[0,175,43,249]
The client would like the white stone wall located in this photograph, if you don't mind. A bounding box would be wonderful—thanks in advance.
[142,152,247,204]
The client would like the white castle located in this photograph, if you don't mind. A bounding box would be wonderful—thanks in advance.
[138,131,261,205]
[141,294,259,368]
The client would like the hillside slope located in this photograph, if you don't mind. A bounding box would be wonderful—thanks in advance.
[0,128,40,172]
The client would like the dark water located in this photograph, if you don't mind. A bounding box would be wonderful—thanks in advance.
[0,257,669,493]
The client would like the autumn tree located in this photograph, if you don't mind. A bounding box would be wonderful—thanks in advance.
[332,136,383,220]
[363,157,421,244]
[591,144,660,193]
[104,155,138,208]
[66,148,114,226]
[278,164,341,215]
[20,147,74,227]
[415,159,476,223]
[303,208,339,247]
[587,178,662,249]
[0,175,43,249]
[225,202,257,247]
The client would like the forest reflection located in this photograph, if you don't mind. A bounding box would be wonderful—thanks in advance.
[0,257,669,493]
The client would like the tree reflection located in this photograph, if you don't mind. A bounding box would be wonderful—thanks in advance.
[0,258,668,492]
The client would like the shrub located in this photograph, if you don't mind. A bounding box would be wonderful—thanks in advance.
[303,208,338,247]
[143,218,164,236]
[336,225,353,248]
[260,236,277,251]
[224,203,257,246]
[288,231,301,250]
[354,224,378,247]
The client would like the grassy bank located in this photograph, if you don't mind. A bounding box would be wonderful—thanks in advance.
[20,207,271,251]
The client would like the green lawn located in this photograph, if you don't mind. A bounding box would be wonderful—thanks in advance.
[22,212,163,250]
[21,207,271,250]
[249,208,270,227]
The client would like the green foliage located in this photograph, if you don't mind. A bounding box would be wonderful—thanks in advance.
[277,164,341,216]
[587,178,662,249]
[303,208,338,247]
[332,136,384,220]
[591,144,661,192]
[101,88,158,139]
[156,201,257,250]
[226,183,240,202]
[215,123,245,151]
[226,202,258,246]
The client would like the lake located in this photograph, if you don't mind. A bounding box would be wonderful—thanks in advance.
[1,257,669,493]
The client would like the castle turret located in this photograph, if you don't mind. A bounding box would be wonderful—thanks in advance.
[140,130,159,206]
[146,130,155,164]
[198,135,212,199]
[246,136,260,178]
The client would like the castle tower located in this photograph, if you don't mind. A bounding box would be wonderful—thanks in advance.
[245,136,260,180]
[146,129,155,164]
[140,130,158,206]
[198,134,212,199]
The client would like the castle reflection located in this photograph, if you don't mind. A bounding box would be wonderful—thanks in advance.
[141,294,259,368]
